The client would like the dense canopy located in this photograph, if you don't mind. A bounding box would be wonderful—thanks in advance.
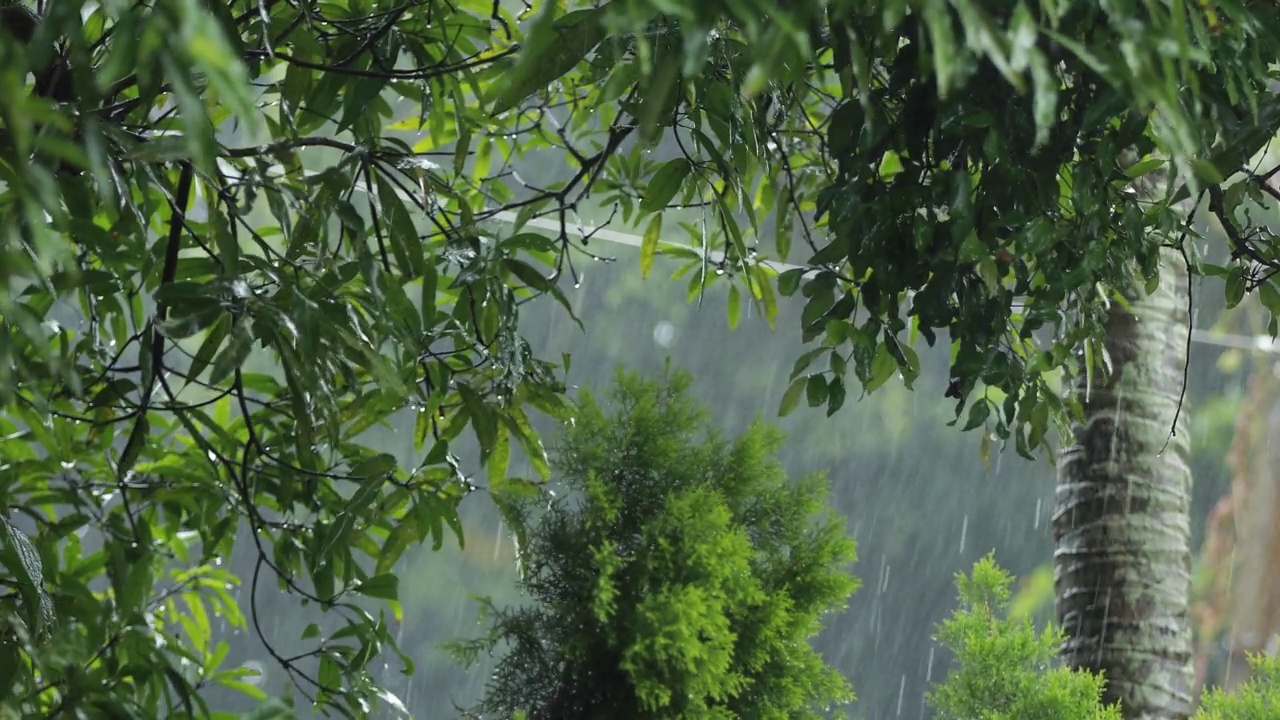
[4,0,1280,716]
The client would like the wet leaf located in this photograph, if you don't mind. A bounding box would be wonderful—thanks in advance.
[641,213,663,279]
[355,573,399,601]
[640,158,692,214]
[778,377,806,417]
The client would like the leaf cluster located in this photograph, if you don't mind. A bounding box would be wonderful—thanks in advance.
[496,0,1280,457]
[0,0,579,715]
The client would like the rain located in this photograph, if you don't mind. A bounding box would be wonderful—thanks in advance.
[179,235,1250,717]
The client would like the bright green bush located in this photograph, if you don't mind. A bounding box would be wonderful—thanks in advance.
[927,556,1122,720]
[928,557,1280,720]
[1195,654,1280,720]
[451,368,858,719]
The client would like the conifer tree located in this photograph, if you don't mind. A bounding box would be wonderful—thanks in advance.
[452,369,859,719]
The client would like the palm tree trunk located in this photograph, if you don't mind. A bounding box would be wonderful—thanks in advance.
[1053,249,1194,719]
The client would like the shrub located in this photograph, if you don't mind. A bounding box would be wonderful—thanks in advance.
[451,368,858,719]
[1195,653,1280,720]
[927,555,1122,720]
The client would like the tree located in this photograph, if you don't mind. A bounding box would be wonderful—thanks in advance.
[6,0,1280,716]
[1054,249,1195,718]
[450,368,859,719]
[0,0,580,715]
[492,0,1280,455]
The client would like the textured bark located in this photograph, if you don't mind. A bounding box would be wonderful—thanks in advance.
[1053,251,1194,719]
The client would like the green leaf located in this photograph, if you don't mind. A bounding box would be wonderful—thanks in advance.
[865,343,899,393]
[377,177,427,277]
[184,314,230,387]
[805,374,829,407]
[490,6,610,115]
[778,269,805,297]
[641,213,663,279]
[755,267,779,329]
[962,400,991,431]
[0,517,52,636]
[1225,272,1247,308]
[899,344,921,389]
[727,284,741,329]
[0,642,20,702]
[176,0,261,135]
[1124,156,1166,180]
[355,573,399,600]
[640,158,693,214]
[801,289,836,331]
[492,475,543,500]
[376,521,419,577]
[350,454,396,479]
[162,54,218,174]
[502,408,551,481]
[779,377,806,417]
[636,50,682,142]
[338,77,389,133]
[1260,279,1280,317]
[117,415,150,482]
[207,323,253,386]
[487,426,511,482]
[459,384,499,458]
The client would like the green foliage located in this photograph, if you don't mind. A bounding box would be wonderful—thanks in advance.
[4,0,1280,714]
[1195,654,1280,720]
[451,369,859,719]
[494,0,1280,457]
[928,555,1122,720]
[1,0,576,715]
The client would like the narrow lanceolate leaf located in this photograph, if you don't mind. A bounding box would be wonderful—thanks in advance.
[778,377,806,417]
[641,213,663,279]
[486,425,511,483]
[490,5,611,115]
